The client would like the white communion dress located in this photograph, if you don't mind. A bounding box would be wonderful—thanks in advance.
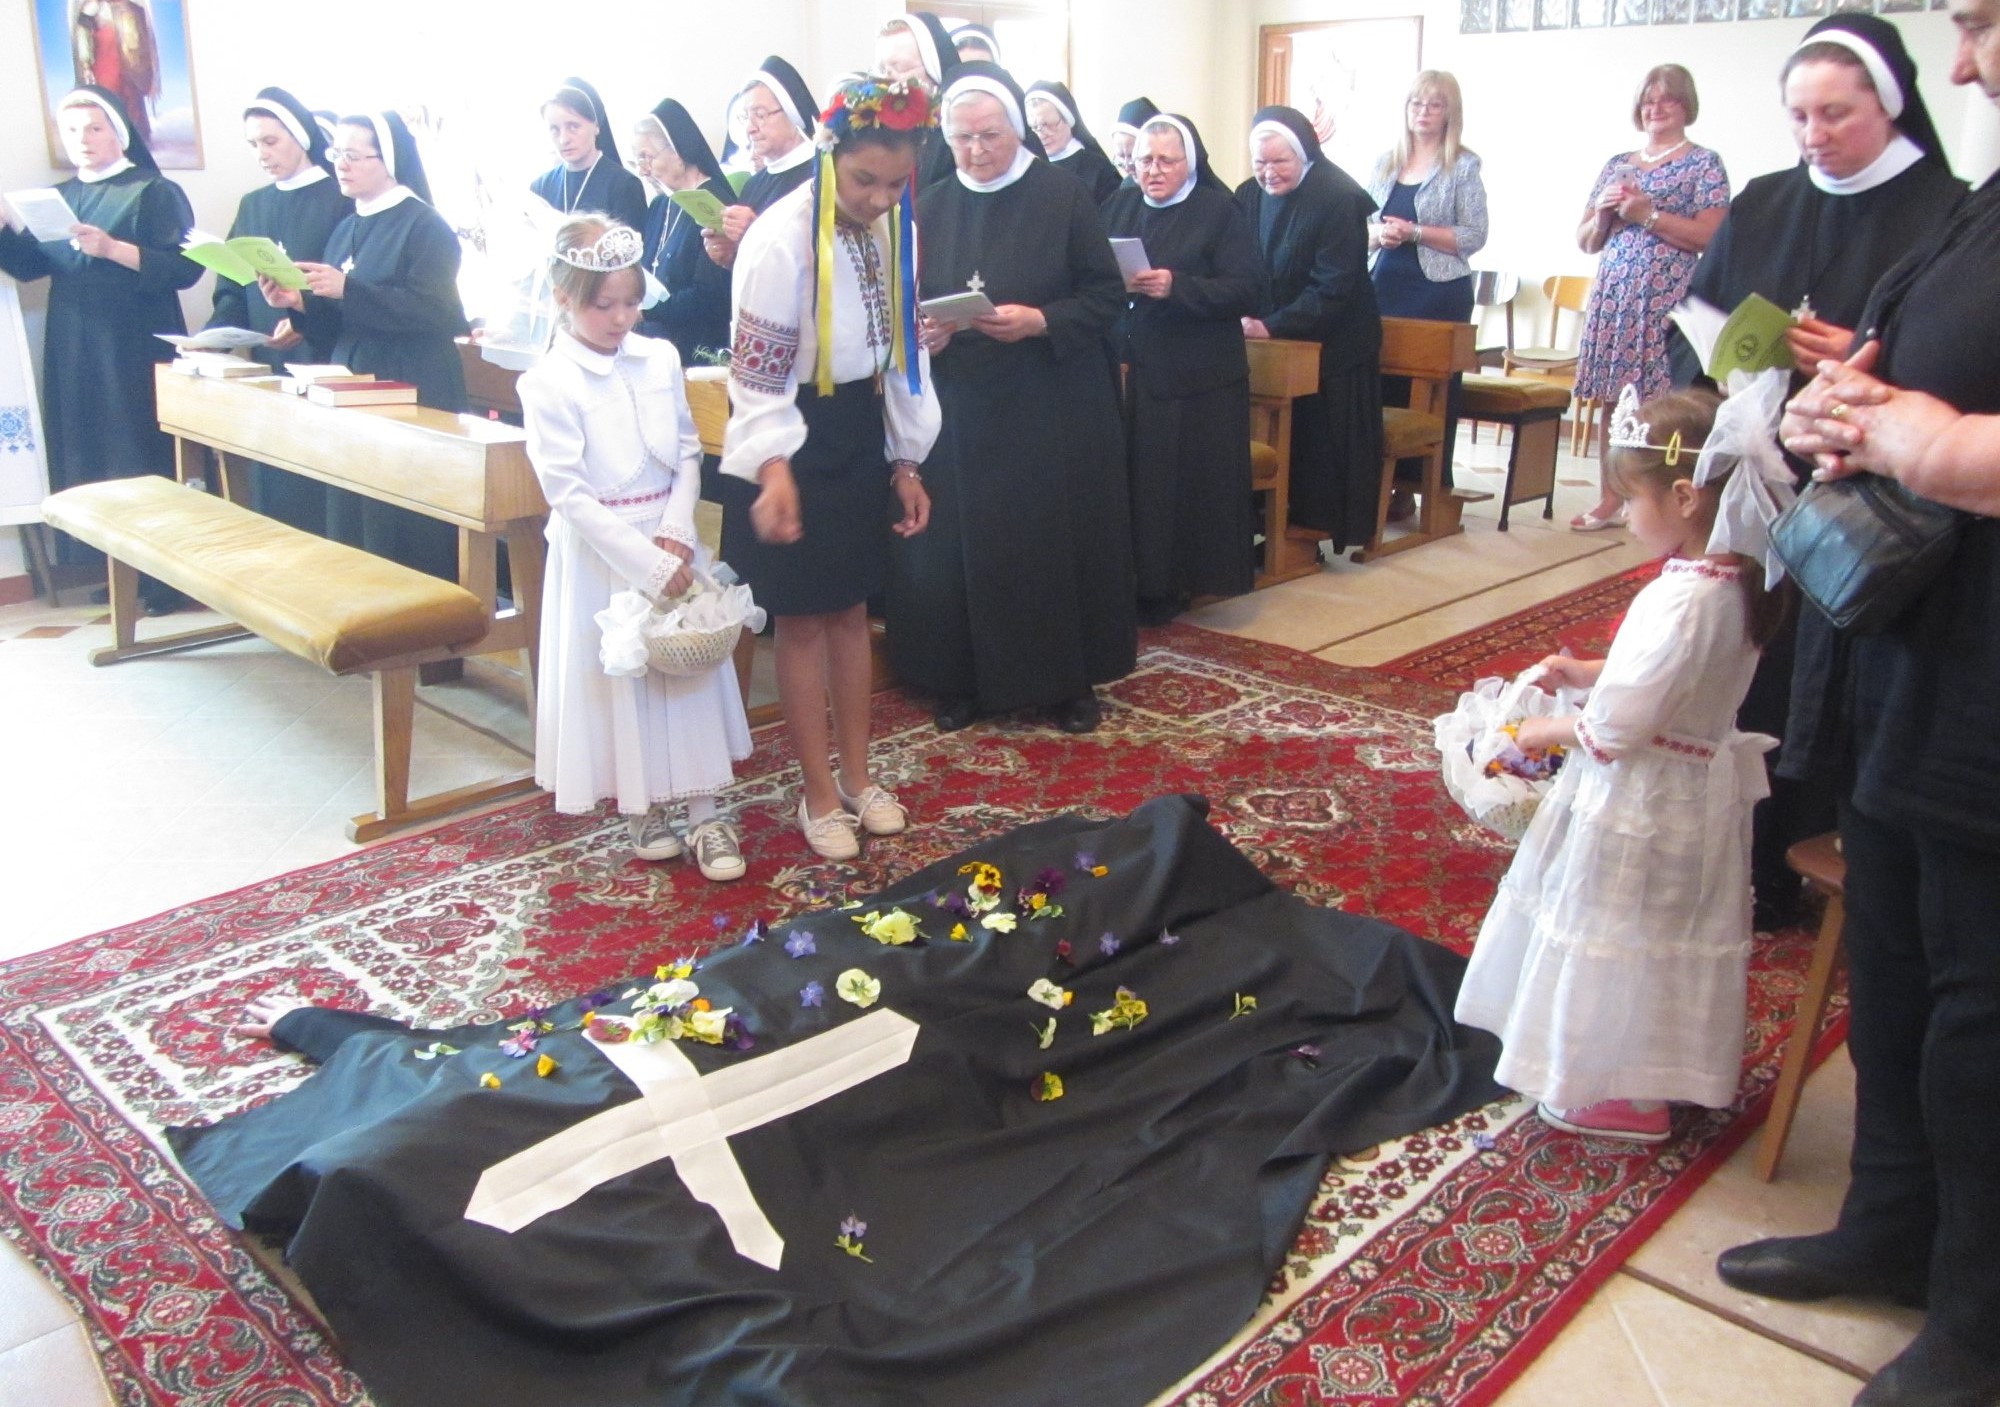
[1454,558,1776,1110]
[518,330,751,814]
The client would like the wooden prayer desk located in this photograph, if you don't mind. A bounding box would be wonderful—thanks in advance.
[1245,338,1324,587]
[154,367,549,694]
[459,338,526,418]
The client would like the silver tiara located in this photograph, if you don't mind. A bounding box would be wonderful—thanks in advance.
[1606,383,1686,466]
[556,225,642,272]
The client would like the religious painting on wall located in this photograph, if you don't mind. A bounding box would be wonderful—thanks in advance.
[28,0,203,169]
[1258,18,1425,177]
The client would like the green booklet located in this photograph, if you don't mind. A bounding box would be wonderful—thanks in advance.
[669,188,730,232]
[1669,293,1797,380]
[181,232,309,290]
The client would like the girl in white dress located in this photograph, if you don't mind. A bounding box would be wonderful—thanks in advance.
[1455,380,1794,1142]
[518,215,753,876]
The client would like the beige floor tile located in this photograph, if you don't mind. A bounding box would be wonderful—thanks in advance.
[0,1322,115,1407]
[1600,1274,1866,1406]
[1489,1274,1666,1406]
[0,1241,80,1352]
[129,803,321,867]
[1626,1049,1923,1374]
[194,750,371,809]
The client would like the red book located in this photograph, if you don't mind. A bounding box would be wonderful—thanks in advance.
[305,380,419,407]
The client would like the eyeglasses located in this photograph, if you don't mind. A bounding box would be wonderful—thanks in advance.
[741,106,786,126]
[1133,155,1185,170]
[1407,99,1448,112]
[326,148,382,164]
[946,129,1012,149]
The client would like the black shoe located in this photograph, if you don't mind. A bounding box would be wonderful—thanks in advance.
[1716,1233,1928,1308]
[1857,1327,2000,1406]
[933,696,978,733]
[1055,694,1100,734]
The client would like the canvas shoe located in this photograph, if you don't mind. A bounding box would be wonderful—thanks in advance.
[687,820,746,883]
[1536,1099,1671,1143]
[836,779,907,836]
[626,808,683,862]
[798,797,862,861]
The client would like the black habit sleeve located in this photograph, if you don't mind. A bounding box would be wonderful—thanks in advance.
[1042,177,1126,364]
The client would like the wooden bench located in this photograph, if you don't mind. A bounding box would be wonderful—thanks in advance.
[42,476,534,842]
[1460,374,1571,531]
[1353,317,1480,563]
[1245,338,1324,588]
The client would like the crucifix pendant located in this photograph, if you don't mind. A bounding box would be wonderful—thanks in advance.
[966,271,985,295]
[1792,294,1815,322]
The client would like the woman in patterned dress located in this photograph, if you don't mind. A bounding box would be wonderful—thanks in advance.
[1569,65,1730,530]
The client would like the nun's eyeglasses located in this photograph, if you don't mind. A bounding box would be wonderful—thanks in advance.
[1134,155,1186,170]
[741,106,786,126]
[326,148,383,164]
[946,129,1011,149]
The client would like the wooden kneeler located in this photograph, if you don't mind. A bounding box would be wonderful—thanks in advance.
[1354,318,1479,563]
[47,476,536,842]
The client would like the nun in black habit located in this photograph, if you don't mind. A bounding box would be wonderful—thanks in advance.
[0,86,199,591]
[632,98,733,365]
[894,64,1135,734]
[1236,105,1385,551]
[1110,96,1159,183]
[269,111,470,579]
[1026,81,1121,204]
[1103,115,1267,620]
[875,12,963,190]
[529,78,649,232]
[1672,15,1965,928]
[707,58,820,271]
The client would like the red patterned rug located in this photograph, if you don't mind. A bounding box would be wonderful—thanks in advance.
[1381,560,1663,692]
[0,622,1836,1406]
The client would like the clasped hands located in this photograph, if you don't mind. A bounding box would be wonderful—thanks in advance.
[653,538,694,599]
[1781,339,1953,483]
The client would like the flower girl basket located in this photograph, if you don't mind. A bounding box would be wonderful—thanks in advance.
[597,569,768,680]
[1433,667,1580,840]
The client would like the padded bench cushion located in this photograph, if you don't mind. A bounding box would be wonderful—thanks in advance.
[1461,375,1572,416]
[1249,440,1281,488]
[44,477,489,675]
[1381,406,1445,459]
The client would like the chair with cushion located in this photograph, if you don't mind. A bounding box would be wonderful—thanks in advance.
[1458,375,1572,530]
[1354,318,1478,562]
[1503,274,1594,453]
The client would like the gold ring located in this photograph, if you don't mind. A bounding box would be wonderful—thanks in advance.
[1829,402,1848,420]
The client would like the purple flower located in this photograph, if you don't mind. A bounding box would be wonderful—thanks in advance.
[1074,851,1096,872]
[1033,867,1067,896]
[800,981,825,1008]
[742,918,768,945]
[1099,932,1120,957]
[942,891,972,920]
[1291,1043,1322,1068]
[1473,1132,1497,1152]
[712,914,730,931]
[723,1016,757,1052]
[1160,929,1181,946]
[578,991,616,1013]
[840,1215,867,1239]
[498,1031,538,1058]
[785,931,817,959]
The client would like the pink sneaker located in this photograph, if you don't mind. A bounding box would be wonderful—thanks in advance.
[1537,1099,1671,1143]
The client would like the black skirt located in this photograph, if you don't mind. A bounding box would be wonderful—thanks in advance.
[720,378,891,617]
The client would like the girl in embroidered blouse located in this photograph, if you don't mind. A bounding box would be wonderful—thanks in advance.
[516,215,752,878]
[1454,385,1792,1144]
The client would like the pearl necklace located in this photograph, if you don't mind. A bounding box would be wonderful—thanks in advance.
[1639,138,1688,164]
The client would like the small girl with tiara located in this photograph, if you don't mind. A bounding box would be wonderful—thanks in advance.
[516,213,753,876]
[1454,373,1796,1142]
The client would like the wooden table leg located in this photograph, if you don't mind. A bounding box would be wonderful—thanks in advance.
[501,520,545,701]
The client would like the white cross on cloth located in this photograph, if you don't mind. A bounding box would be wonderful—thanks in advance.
[966,271,985,294]
[463,1008,919,1270]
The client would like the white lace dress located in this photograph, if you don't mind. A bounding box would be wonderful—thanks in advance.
[1454,558,1775,1109]
[518,331,752,815]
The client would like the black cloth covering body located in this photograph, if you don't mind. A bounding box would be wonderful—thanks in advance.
[892,160,1137,713]
[1674,157,1965,919]
[1103,182,1267,605]
[168,794,1503,1407]
[1235,164,1385,549]
[529,158,649,232]
[638,177,735,363]
[738,159,814,216]
[0,167,199,516]
[1779,177,2000,1358]
[295,196,470,578]
[1052,144,1121,204]
[204,175,354,533]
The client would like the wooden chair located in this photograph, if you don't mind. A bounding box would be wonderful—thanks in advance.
[1471,270,1520,373]
[1457,375,1571,530]
[1756,833,1848,1182]
[1353,317,1478,563]
[1244,338,1323,588]
[1504,275,1596,453]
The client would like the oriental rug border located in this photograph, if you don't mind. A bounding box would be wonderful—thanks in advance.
[0,617,1833,1407]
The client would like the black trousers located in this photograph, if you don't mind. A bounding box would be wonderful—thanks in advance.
[1838,797,2000,1350]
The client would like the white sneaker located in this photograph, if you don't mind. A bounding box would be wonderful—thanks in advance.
[687,820,746,882]
[627,808,683,861]
[836,780,907,836]
[798,796,862,860]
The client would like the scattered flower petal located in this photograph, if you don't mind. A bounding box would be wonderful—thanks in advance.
[1090,986,1149,1037]
[586,1016,631,1043]
[1033,1071,1065,1102]
[949,922,969,942]
[498,1030,538,1058]
[1026,978,1071,1010]
[1033,1017,1058,1050]
[479,1071,502,1089]
[1473,1132,1497,1152]
[835,1215,874,1262]
[784,931,818,959]
[1054,938,1073,962]
[981,912,1018,933]
[836,969,882,1009]
[577,992,616,1013]
[1290,1042,1322,1068]
[742,918,768,945]
[851,908,922,946]
[1090,866,1108,877]
[535,1053,558,1077]
[1074,851,1096,871]
[800,981,825,1008]
[1231,993,1258,1020]
[412,1042,460,1061]
[1098,932,1120,957]
[1160,929,1181,946]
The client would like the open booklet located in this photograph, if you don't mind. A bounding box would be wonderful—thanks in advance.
[181,232,310,290]
[1668,293,1796,381]
[918,290,997,328]
[2,188,82,243]
[156,328,272,353]
[668,188,729,232]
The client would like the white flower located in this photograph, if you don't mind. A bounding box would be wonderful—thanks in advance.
[685,1007,731,1045]
[836,969,882,1009]
[1026,978,1070,1010]
[981,912,1018,933]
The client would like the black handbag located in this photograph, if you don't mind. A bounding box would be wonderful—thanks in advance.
[1769,473,1964,633]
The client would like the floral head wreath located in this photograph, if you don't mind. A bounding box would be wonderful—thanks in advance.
[1606,383,1688,467]
[807,76,935,398]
